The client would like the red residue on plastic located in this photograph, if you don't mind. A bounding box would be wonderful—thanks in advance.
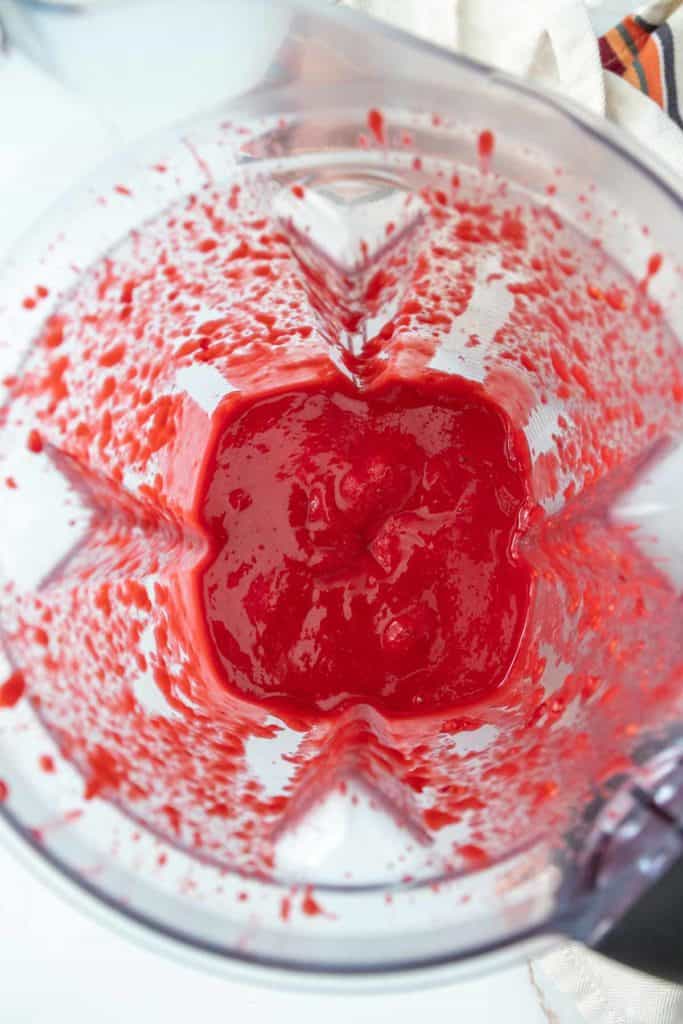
[648,252,662,278]
[30,809,83,844]
[184,139,213,185]
[301,886,324,916]
[114,185,132,197]
[3,145,683,879]
[0,671,26,709]
[291,184,305,200]
[0,781,8,802]
[367,108,386,146]
[26,429,43,454]
[39,755,56,774]
[478,130,495,172]
[640,251,663,291]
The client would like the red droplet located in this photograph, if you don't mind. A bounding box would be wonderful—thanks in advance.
[0,780,8,802]
[0,671,26,709]
[301,886,323,916]
[478,129,495,167]
[367,108,386,146]
[27,429,43,453]
[98,343,127,367]
[648,252,662,278]
[291,184,305,200]
[459,843,488,866]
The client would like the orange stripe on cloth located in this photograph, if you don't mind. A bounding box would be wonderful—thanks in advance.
[623,61,645,93]
[622,15,654,54]
[604,25,637,70]
[638,34,665,107]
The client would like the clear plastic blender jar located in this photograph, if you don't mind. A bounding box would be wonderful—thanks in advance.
[0,0,682,988]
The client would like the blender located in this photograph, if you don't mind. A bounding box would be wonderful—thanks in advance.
[0,0,682,988]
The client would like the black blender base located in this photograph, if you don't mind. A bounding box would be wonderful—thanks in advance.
[598,854,683,983]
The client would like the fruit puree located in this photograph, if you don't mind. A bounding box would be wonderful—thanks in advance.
[200,375,531,718]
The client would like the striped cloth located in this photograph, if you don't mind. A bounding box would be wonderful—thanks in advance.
[600,2,683,128]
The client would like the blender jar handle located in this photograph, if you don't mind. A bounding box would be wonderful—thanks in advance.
[575,754,683,982]
[597,852,683,982]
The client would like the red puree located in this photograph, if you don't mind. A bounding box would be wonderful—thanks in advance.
[201,375,531,717]
[2,123,683,876]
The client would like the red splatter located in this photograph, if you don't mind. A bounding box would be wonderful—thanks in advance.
[301,886,324,916]
[458,844,488,866]
[0,781,7,802]
[478,130,495,171]
[367,108,386,146]
[0,671,26,709]
[98,343,126,367]
[648,252,662,278]
[27,429,43,453]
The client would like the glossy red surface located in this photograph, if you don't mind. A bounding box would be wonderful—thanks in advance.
[200,374,532,718]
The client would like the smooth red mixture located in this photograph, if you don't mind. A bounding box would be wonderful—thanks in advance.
[200,375,531,718]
